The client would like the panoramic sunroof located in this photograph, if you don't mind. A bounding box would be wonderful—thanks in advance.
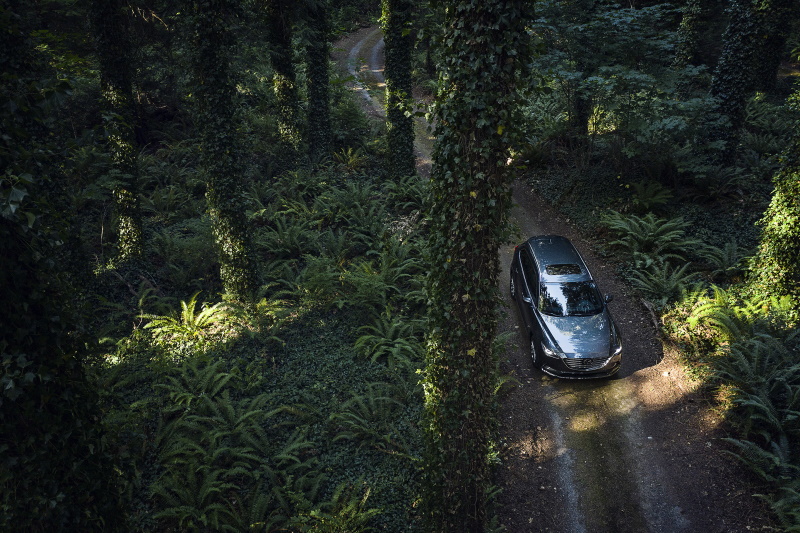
[545,264,582,275]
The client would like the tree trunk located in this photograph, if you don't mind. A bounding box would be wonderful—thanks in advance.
[92,0,142,264]
[750,92,800,322]
[265,0,301,152]
[708,0,759,157]
[306,0,332,163]
[382,0,416,179]
[423,1,530,531]
[188,0,258,299]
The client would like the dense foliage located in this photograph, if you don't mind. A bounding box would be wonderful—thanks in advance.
[0,0,416,530]
[1,3,123,528]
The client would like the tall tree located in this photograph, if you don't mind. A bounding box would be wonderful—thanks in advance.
[305,0,332,163]
[187,0,258,299]
[92,0,143,264]
[381,0,416,179]
[708,0,760,156]
[750,88,800,323]
[423,0,530,531]
[752,0,795,92]
[264,0,301,152]
[673,0,704,70]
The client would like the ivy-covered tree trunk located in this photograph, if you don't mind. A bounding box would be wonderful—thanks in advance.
[265,0,301,152]
[708,0,759,156]
[673,0,704,70]
[381,0,415,179]
[306,0,332,163]
[750,91,800,323]
[752,0,795,92]
[91,0,142,264]
[187,0,258,299]
[423,1,529,531]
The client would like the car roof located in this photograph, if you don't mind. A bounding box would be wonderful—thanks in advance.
[524,235,592,282]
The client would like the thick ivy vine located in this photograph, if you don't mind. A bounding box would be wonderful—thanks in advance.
[92,0,142,264]
[186,0,258,299]
[422,1,530,531]
[265,0,301,153]
[381,0,415,179]
[750,90,800,323]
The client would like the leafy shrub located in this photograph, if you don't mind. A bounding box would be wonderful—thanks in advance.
[697,240,749,283]
[629,180,673,214]
[630,258,699,309]
[602,210,701,262]
[354,309,423,371]
[141,292,233,356]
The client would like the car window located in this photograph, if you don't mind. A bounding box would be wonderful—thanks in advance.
[539,281,603,317]
[520,250,538,296]
[545,264,582,276]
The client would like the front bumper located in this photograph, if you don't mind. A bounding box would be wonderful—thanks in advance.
[539,354,621,379]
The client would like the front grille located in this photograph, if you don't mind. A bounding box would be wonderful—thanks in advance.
[562,356,611,372]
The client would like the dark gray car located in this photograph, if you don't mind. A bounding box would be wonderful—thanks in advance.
[510,235,622,378]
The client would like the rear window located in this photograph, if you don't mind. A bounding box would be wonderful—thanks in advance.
[545,264,582,276]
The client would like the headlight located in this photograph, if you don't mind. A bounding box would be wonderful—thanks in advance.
[542,344,562,359]
[610,341,622,357]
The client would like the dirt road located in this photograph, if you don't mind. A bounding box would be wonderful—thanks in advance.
[335,26,771,533]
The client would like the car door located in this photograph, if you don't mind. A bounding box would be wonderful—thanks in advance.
[518,248,540,338]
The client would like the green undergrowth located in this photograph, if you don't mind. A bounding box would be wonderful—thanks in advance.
[87,57,428,527]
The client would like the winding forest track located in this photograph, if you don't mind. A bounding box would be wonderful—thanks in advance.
[333,26,771,533]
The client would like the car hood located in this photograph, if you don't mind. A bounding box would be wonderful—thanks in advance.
[541,312,612,357]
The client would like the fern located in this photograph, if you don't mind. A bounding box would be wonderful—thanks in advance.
[630,180,673,214]
[289,480,381,533]
[710,328,800,531]
[384,173,427,214]
[354,309,423,370]
[698,240,749,282]
[257,214,319,260]
[687,287,792,342]
[602,210,701,260]
[629,258,698,308]
[151,356,327,532]
[141,292,232,350]
[329,383,414,458]
[333,147,367,171]
[723,436,799,486]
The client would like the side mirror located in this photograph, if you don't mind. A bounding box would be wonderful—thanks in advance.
[604,294,614,304]
[522,296,532,304]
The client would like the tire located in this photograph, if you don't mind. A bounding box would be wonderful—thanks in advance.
[530,336,538,367]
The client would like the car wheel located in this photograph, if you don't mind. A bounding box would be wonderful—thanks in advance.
[510,273,517,301]
[530,336,538,366]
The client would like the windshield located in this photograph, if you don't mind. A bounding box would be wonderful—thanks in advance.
[538,281,604,317]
